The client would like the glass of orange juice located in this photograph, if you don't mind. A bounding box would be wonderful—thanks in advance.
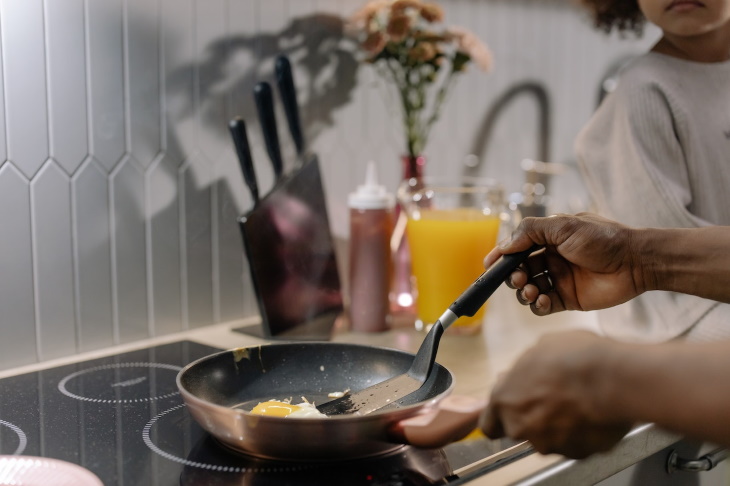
[398,177,513,335]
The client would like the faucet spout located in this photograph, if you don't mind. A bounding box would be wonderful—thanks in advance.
[466,80,551,180]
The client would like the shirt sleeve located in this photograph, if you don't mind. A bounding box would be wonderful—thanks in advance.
[575,74,712,229]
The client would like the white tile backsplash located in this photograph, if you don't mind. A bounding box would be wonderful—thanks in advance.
[0,164,36,367]
[0,0,655,369]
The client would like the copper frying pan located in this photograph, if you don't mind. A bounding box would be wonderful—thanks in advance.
[176,342,485,461]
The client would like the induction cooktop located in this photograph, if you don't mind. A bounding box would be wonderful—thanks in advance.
[0,340,531,485]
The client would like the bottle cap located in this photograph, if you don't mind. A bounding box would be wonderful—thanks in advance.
[348,161,394,210]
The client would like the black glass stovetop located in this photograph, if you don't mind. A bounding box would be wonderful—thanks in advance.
[0,340,530,485]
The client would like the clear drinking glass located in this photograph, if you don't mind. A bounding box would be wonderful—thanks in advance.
[398,176,515,335]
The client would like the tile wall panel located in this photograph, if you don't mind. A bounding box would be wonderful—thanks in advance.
[182,157,213,330]
[161,0,195,164]
[193,0,227,165]
[32,161,76,360]
[1,0,49,178]
[127,0,162,168]
[0,165,36,366]
[111,159,148,343]
[73,159,114,352]
[88,0,126,171]
[148,155,183,336]
[213,163,246,324]
[0,0,657,370]
[221,0,257,320]
[0,24,6,164]
[45,0,88,174]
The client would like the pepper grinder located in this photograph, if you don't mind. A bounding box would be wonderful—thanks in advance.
[348,161,394,332]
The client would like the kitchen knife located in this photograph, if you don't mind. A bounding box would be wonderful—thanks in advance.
[317,246,538,416]
[274,55,305,159]
[253,81,284,181]
[228,116,259,205]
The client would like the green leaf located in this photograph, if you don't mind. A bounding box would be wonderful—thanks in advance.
[452,51,471,72]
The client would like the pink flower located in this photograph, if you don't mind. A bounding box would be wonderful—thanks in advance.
[447,26,493,72]
[419,3,444,23]
[387,13,412,43]
[362,31,387,55]
[350,0,390,29]
[408,42,438,63]
[391,0,423,15]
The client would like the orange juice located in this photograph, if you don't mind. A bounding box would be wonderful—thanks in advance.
[406,208,501,333]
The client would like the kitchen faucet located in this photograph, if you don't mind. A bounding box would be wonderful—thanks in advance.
[465,80,554,217]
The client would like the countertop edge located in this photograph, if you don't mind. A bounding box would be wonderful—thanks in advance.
[466,423,682,485]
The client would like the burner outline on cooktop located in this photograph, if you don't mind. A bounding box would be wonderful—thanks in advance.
[58,362,182,404]
[0,420,28,455]
[143,403,310,474]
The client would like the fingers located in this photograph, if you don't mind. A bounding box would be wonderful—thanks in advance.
[530,293,553,316]
[505,268,527,290]
[484,215,554,270]
[483,246,503,269]
[513,266,558,315]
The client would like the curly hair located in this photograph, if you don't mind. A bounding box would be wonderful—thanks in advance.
[577,0,646,35]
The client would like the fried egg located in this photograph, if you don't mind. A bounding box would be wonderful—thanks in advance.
[250,398,327,418]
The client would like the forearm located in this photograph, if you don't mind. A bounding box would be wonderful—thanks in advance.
[600,339,730,447]
[632,226,730,303]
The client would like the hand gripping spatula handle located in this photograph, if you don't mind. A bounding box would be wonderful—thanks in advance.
[317,246,538,416]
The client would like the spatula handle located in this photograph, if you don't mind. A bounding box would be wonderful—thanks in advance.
[450,246,539,318]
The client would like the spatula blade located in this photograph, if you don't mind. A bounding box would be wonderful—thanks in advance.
[316,373,422,416]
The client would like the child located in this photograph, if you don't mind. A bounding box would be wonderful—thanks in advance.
[574,0,730,342]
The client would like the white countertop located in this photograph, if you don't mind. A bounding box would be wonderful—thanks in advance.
[0,286,682,485]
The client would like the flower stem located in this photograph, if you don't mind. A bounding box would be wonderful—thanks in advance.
[423,67,456,144]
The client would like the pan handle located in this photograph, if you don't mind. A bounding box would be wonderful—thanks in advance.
[388,395,487,449]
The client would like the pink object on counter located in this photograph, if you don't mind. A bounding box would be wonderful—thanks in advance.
[0,456,103,486]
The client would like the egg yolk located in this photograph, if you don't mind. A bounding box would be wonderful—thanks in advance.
[250,400,301,417]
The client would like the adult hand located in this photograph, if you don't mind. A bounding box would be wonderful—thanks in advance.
[480,331,633,458]
[484,213,644,316]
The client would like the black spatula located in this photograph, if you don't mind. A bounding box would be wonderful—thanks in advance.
[317,246,537,416]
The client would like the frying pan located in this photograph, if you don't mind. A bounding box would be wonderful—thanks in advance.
[177,342,485,461]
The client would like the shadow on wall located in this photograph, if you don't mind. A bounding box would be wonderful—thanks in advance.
[147,14,361,330]
[167,14,360,158]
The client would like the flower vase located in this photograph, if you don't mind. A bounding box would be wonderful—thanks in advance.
[389,155,426,326]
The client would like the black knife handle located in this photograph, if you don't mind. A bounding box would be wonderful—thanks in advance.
[274,55,304,156]
[228,117,259,204]
[253,82,283,180]
[450,246,540,318]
